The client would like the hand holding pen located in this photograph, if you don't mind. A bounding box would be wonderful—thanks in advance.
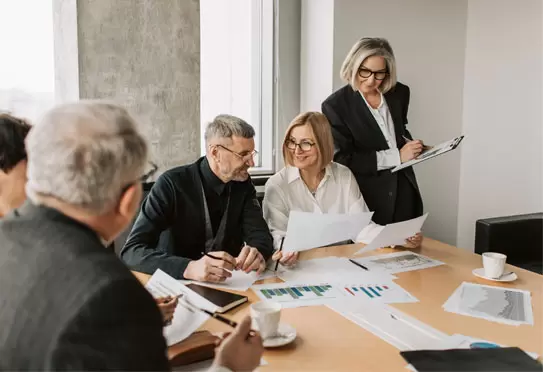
[183,251,237,283]
[400,135,429,163]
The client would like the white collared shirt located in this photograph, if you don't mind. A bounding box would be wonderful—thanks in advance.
[263,162,382,249]
[359,91,401,170]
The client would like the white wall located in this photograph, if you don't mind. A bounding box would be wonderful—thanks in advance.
[300,0,335,112]
[332,0,468,246]
[457,0,543,250]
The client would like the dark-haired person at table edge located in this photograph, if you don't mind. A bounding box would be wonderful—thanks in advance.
[121,114,273,282]
[322,37,424,245]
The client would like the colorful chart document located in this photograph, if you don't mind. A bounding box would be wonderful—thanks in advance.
[252,280,417,308]
[352,251,444,274]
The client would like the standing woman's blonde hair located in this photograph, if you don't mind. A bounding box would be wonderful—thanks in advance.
[340,37,397,93]
[282,112,334,170]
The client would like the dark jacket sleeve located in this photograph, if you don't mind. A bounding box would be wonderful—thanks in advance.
[241,183,274,260]
[401,85,413,139]
[50,278,169,371]
[120,173,191,279]
[322,99,379,177]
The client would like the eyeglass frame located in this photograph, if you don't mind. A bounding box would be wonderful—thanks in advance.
[216,144,258,163]
[120,161,158,196]
[285,139,316,152]
[357,67,388,81]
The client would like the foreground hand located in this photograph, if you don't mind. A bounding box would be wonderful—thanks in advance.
[156,296,178,325]
[213,316,263,372]
[272,251,299,267]
[236,245,266,274]
[183,251,236,283]
[404,232,423,248]
[400,140,424,162]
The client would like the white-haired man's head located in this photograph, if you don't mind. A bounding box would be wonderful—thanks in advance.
[204,114,257,182]
[25,100,150,242]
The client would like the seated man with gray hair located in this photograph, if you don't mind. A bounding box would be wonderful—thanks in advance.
[0,103,263,371]
[121,114,273,282]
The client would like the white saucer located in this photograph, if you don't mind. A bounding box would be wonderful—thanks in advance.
[472,268,517,282]
[262,323,297,348]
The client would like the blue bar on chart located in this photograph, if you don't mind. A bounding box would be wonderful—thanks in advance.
[344,285,390,299]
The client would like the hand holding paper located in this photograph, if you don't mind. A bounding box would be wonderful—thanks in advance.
[283,211,373,252]
[357,213,428,254]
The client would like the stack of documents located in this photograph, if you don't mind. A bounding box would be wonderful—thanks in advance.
[351,251,444,274]
[443,282,534,326]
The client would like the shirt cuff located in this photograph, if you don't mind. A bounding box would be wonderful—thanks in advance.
[376,149,401,170]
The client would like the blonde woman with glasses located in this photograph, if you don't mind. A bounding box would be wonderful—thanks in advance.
[322,38,425,249]
[263,112,419,267]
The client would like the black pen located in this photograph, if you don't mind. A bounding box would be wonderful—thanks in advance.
[202,251,222,261]
[403,135,431,151]
[349,259,369,271]
[274,237,285,272]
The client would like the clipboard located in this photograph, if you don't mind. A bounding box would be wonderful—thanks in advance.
[391,135,464,173]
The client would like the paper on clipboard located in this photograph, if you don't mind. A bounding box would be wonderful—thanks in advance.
[392,136,464,173]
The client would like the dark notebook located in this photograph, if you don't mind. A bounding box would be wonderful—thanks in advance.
[400,347,542,372]
[185,284,248,313]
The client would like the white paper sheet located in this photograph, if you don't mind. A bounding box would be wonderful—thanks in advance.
[145,269,215,346]
[443,282,534,326]
[328,302,448,351]
[252,280,416,308]
[356,214,428,254]
[192,270,259,291]
[352,251,444,274]
[283,211,373,252]
[278,257,397,284]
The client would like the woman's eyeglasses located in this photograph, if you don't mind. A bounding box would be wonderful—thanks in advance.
[358,68,388,81]
[285,139,315,152]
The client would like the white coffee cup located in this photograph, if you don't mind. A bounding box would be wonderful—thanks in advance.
[250,301,281,339]
[482,252,507,278]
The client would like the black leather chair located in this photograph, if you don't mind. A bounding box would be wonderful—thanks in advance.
[113,182,154,256]
[475,213,543,274]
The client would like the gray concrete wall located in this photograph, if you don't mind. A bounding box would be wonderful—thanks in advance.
[76,0,200,173]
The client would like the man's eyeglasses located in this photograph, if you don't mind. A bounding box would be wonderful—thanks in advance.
[358,68,388,81]
[285,139,315,152]
[120,161,158,195]
[217,145,258,162]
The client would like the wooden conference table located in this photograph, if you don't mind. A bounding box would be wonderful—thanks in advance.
[133,238,542,371]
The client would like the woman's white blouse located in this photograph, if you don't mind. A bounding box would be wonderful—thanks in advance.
[263,162,382,250]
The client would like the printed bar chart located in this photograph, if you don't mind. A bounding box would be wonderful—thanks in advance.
[260,285,333,300]
[344,285,390,298]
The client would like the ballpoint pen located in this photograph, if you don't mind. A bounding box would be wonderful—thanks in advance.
[274,237,285,273]
[402,135,431,151]
[179,297,257,336]
[349,258,369,271]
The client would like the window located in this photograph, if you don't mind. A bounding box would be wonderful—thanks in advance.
[200,0,275,174]
[0,0,55,121]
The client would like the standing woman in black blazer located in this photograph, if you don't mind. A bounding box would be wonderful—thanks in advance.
[322,37,424,247]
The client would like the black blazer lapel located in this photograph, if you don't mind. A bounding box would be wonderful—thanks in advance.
[349,89,389,149]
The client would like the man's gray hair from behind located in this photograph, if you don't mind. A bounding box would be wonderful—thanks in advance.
[204,114,255,146]
[25,100,149,215]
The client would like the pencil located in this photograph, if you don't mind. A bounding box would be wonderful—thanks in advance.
[274,237,285,272]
